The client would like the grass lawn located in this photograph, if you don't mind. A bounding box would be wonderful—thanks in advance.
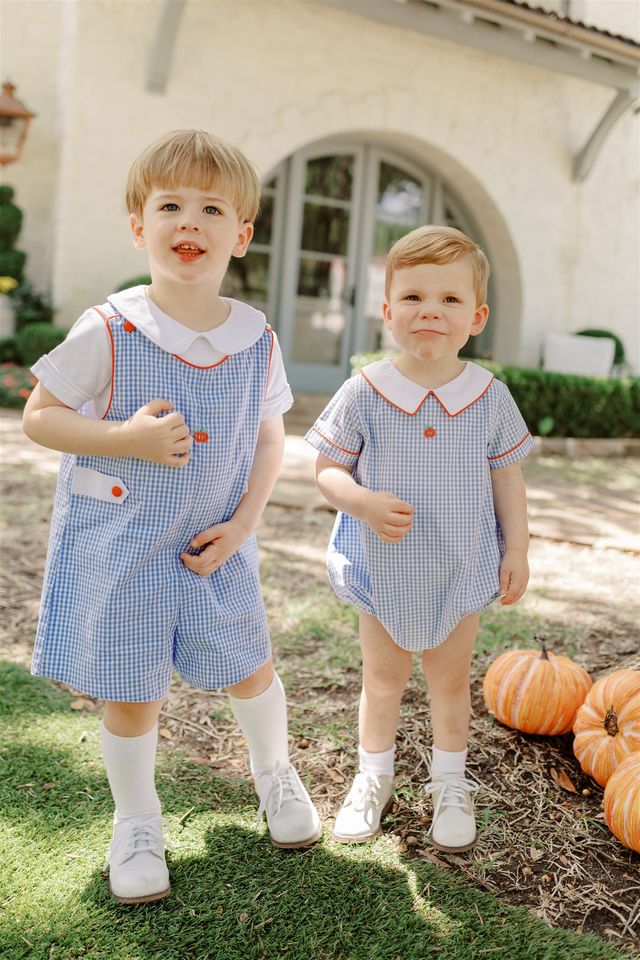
[1,661,633,960]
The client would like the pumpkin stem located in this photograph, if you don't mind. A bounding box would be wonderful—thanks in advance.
[604,706,619,737]
[534,635,549,661]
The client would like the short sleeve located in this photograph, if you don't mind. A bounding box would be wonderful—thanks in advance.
[262,331,293,419]
[304,377,364,469]
[30,308,112,414]
[487,382,535,469]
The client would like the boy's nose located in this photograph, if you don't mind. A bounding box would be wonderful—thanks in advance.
[178,220,200,232]
[420,302,440,317]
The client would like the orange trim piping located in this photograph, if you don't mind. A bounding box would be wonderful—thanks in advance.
[488,433,532,460]
[310,426,360,457]
[173,353,230,369]
[92,306,117,419]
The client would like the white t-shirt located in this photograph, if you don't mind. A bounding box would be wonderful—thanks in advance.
[32,286,293,420]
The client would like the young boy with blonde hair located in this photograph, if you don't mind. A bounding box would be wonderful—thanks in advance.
[24,129,321,904]
[306,225,532,851]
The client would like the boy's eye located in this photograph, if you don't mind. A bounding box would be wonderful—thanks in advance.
[161,203,179,212]
[204,205,221,215]
[404,294,420,301]
[444,296,460,303]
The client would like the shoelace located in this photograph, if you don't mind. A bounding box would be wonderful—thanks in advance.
[255,764,305,826]
[423,776,479,837]
[349,771,385,825]
[108,817,171,866]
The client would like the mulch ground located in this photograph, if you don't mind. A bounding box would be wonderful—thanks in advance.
[1,467,639,954]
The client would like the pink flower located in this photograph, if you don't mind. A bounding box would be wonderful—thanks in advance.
[19,387,32,399]
[3,376,16,387]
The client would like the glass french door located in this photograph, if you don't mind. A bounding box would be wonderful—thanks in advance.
[278,145,432,391]
[224,141,489,392]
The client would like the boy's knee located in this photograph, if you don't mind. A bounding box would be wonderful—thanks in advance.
[226,660,274,699]
[363,664,410,698]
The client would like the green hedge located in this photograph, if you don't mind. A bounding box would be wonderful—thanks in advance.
[351,353,640,439]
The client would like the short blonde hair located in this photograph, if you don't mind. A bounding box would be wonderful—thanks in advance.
[385,225,490,305]
[125,129,261,222]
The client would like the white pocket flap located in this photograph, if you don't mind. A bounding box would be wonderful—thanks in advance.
[71,466,129,503]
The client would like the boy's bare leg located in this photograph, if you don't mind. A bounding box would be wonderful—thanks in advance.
[333,614,412,842]
[421,613,478,751]
[421,613,479,853]
[103,699,164,736]
[359,612,413,751]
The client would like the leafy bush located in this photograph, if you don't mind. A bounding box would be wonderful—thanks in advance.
[15,323,67,367]
[10,281,55,331]
[115,275,151,291]
[0,363,36,408]
[0,336,20,363]
[0,185,26,285]
[575,328,625,366]
[351,352,640,439]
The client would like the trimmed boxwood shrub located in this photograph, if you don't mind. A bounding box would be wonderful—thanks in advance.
[351,352,640,439]
[15,323,68,367]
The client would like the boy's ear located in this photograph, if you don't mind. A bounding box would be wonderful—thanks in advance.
[130,213,146,251]
[232,221,254,258]
[470,303,489,336]
[382,300,393,330]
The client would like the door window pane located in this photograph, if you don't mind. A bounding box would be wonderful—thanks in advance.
[222,251,270,302]
[301,202,350,255]
[377,162,423,224]
[305,155,353,201]
[253,194,274,246]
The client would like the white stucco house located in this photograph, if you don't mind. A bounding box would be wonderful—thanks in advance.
[3,0,639,389]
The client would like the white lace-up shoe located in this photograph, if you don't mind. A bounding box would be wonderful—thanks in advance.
[107,815,171,903]
[333,771,394,843]
[255,763,322,849]
[424,774,479,853]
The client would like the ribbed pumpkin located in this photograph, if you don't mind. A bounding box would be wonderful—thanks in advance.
[483,637,592,735]
[603,752,640,853]
[573,669,640,787]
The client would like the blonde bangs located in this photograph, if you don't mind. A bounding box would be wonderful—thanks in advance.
[385,225,490,305]
[125,130,261,222]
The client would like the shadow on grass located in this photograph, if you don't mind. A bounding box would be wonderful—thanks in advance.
[3,820,625,960]
[1,663,631,960]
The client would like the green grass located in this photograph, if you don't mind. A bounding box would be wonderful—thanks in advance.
[1,662,632,960]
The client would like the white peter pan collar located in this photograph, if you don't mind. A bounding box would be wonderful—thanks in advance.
[107,285,267,356]
[361,358,494,416]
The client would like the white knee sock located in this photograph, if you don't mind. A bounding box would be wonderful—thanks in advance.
[430,745,468,778]
[227,672,289,779]
[100,722,161,822]
[358,744,395,777]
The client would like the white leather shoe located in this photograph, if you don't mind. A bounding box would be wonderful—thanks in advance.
[107,816,170,903]
[424,774,479,853]
[333,771,394,843]
[255,764,322,848]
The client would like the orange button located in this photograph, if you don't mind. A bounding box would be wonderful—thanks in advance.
[111,485,123,497]
[423,427,437,439]
[193,431,209,443]
[123,321,136,333]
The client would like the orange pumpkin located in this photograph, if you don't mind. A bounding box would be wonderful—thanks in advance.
[603,752,640,853]
[483,637,592,735]
[573,669,640,787]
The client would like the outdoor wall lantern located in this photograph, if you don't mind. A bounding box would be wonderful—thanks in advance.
[0,82,35,165]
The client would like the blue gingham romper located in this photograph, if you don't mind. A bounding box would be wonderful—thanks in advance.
[305,361,534,650]
[32,304,274,700]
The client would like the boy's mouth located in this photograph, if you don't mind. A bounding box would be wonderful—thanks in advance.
[173,242,205,261]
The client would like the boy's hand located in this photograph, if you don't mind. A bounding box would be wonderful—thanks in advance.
[499,549,529,605]
[123,399,192,467]
[362,491,413,543]
[180,518,250,576]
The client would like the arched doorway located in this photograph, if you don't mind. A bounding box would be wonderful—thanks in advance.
[223,139,492,392]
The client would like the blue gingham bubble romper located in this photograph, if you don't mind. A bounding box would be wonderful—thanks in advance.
[305,360,534,651]
[32,305,275,700]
